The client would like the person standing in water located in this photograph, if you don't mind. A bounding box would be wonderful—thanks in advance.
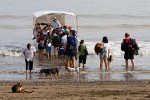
[78,40,88,70]
[23,43,36,79]
[99,36,110,70]
[121,33,139,69]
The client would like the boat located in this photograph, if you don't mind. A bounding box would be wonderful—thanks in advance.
[33,11,78,33]
[32,11,78,49]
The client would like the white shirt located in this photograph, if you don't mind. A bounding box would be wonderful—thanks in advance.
[52,21,61,29]
[103,43,110,53]
[61,35,67,44]
[24,46,36,61]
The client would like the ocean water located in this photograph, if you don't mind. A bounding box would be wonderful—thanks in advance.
[0,0,150,81]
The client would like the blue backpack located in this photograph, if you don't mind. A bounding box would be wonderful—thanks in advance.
[66,36,77,56]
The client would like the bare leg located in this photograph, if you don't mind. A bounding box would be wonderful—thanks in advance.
[79,63,82,69]
[29,70,32,79]
[108,61,110,70]
[100,57,103,71]
[26,70,28,79]
[41,50,44,59]
[103,57,108,70]
[65,57,70,70]
[83,64,85,69]
[131,59,135,67]
[125,59,128,70]
[49,53,52,61]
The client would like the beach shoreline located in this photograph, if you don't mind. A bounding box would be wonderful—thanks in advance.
[0,80,150,100]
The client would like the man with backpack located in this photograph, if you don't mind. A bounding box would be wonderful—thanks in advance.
[51,29,60,59]
[121,33,139,69]
[65,30,78,69]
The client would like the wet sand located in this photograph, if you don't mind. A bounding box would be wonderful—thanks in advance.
[0,80,150,100]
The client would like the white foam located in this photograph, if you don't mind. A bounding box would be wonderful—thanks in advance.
[85,40,150,56]
[0,40,150,57]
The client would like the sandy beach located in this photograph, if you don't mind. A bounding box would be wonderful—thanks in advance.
[0,80,150,100]
[1,0,150,100]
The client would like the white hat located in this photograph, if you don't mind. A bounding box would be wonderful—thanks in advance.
[53,17,57,20]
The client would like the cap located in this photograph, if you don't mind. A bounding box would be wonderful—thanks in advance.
[68,26,72,30]
[71,30,76,36]
[52,17,57,20]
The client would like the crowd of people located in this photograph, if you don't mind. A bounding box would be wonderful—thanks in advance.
[23,17,139,79]
[23,17,89,79]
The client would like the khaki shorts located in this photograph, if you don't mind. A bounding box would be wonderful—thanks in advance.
[51,46,58,56]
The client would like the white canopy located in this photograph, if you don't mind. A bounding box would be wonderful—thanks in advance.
[33,11,78,31]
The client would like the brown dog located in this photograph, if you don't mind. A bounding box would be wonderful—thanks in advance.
[11,82,34,93]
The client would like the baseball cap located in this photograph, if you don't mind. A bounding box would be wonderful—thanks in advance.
[68,26,72,30]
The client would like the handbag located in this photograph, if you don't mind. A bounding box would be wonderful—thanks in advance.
[108,55,113,62]
[85,47,89,55]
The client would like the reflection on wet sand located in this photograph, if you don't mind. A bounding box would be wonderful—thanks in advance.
[100,71,111,81]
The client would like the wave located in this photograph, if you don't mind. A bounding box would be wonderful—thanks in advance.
[0,25,32,29]
[0,40,150,57]
[1,24,149,30]
[79,24,150,29]
[78,14,150,19]
[0,15,30,19]
[0,45,23,56]
[85,41,150,56]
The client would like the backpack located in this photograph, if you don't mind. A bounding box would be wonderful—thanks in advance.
[67,36,77,56]
[84,46,89,55]
[52,35,59,47]
[38,40,44,48]
[121,38,139,55]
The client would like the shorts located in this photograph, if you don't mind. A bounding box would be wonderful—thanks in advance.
[25,59,33,71]
[51,46,58,56]
[124,51,134,60]
[99,51,108,58]
[38,46,44,50]
[47,46,51,53]
[79,55,87,64]
[66,55,75,60]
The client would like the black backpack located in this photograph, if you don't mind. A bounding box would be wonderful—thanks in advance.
[121,38,139,55]
[53,35,59,47]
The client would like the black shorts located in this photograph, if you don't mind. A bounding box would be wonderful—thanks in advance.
[25,59,33,70]
[79,55,87,64]
[38,46,44,50]
[124,51,134,60]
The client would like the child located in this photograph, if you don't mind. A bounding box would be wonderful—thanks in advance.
[58,44,65,67]
[46,40,52,60]
[58,44,65,57]
[78,40,88,70]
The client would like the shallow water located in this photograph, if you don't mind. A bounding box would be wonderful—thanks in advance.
[0,0,150,81]
[0,55,150,81]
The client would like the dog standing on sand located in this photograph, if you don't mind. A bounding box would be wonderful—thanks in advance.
[11,82,34,93]
[40,68,59,80]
